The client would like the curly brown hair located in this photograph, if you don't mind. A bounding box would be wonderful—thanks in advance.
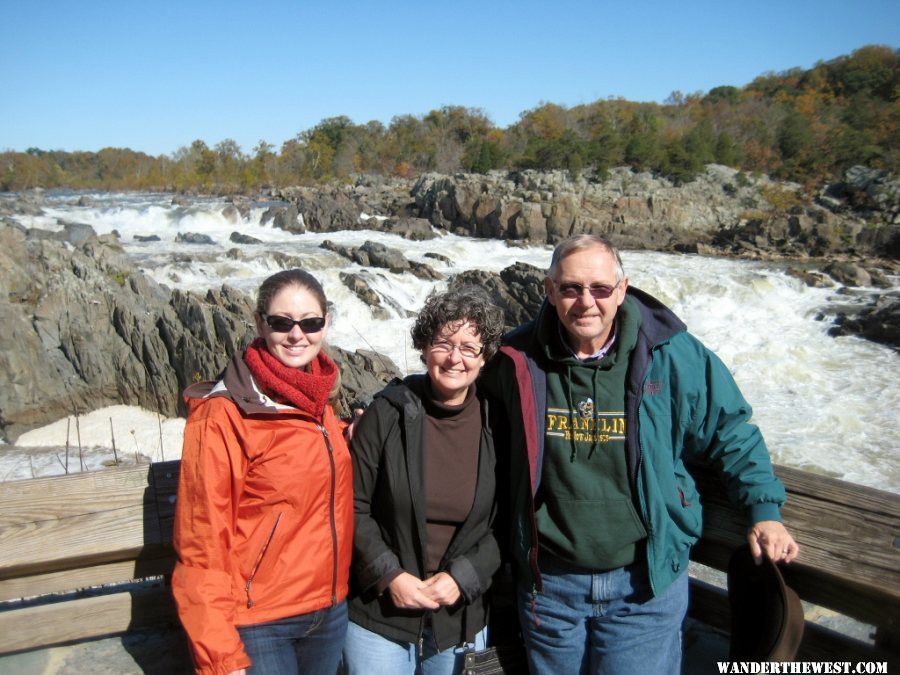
[410,285,505,363]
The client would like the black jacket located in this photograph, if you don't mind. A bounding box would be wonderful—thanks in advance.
[348,375,501,650]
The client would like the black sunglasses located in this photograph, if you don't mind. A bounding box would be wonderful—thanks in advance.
[261,314,326,333]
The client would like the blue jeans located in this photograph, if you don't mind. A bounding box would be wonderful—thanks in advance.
[237,601,347,674]
[342,620,487,675]
[518,559,688,675]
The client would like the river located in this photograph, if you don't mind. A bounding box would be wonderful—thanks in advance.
[6,191,899,492]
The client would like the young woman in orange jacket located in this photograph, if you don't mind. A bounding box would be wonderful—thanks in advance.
[172,269,353,675]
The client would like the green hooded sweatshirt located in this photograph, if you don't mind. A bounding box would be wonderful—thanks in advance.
[535,297,648,569]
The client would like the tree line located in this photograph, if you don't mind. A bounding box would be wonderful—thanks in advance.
[2,45,896,193]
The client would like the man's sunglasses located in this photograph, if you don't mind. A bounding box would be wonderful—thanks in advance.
[261,314,326,334]
[554,280,622,300]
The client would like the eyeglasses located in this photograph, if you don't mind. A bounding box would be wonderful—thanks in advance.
[262,314,326,333]
[553,280,622,300]
[430,340,484,359]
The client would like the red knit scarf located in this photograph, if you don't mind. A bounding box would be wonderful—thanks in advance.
[243,338,337,418]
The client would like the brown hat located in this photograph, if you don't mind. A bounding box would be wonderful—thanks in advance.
[727,544,805,661]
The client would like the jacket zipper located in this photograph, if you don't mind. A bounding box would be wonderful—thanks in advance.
[245,511,283,608]
[318,423,339,605]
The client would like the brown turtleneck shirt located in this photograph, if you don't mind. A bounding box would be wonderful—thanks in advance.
[423,381,481,575]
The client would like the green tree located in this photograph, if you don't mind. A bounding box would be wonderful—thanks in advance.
[214,139,244,188]
[714,131,740,167]
[777,110,814,167]
[624,108,664,171]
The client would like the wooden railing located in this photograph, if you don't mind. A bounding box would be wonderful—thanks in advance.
[688,464,899,667]
[0,460,898,668]
[0,462,179,652]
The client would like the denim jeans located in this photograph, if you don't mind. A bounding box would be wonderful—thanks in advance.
[518,558,688,675]
[342,620,487,675]
[237,601,347,674]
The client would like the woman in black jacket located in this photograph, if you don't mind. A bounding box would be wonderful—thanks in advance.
[342,285,505,675]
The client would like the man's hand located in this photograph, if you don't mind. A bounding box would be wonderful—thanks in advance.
[748,520,799,564]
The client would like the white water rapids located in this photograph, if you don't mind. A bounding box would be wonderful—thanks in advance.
[4,191,898,492]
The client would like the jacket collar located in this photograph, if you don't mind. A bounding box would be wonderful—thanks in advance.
[183,351,304,416]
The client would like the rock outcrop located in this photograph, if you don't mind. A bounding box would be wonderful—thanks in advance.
[0,222,400,442]
[450,263,546,330]
[266,165,899,261]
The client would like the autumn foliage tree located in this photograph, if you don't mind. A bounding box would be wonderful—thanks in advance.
[2,45,895,193]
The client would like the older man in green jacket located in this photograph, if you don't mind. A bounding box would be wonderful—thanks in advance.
[483,234,798,675]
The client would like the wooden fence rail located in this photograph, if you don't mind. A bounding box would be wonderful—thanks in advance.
[0,460,897,667]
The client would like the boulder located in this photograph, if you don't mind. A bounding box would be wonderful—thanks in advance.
[424,252,452,266]
[450,261,545,330]
[339,272,390,320]
[221,205,242,224]
[379,217,437,240]
[359,241,410,272]
[828,292,900,352]
[230,231,263,245]
[175,232,216,245]
[823,262,872,287]
[280,187,361,232]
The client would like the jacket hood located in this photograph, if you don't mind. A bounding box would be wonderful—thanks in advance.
[182,351,307,417]
[373,374,428,418]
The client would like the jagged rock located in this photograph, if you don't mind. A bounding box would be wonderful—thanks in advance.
[267,204,303,233]
[320,240,356,262]
[226,196,253,220]
[270,252,307,269]
[359,241,409,272]
[786,268,836,288]
[322,239,440,281]
[175,232,216,245]
[823,261,872,287]
[230,231,263,245]
[828,292,900,351]
[274,208,299,233]
[409,261,442,281]
[135,234,161,242]
[821,166,900,225]
[339,272,390,320]
[379,217,437,240]
[403,167,899,259]
[333,348,402,415]
[424,252,452,265]
[278,187,361,232]
[251,167,900,259]
[450,261,545,330]
[0,223,401,442]
[221,205,241,224]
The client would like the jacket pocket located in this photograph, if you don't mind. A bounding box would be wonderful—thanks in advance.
[244,511,283,608]
[670,474,702,541]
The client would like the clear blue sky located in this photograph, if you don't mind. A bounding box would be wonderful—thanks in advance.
[2,0,897,157]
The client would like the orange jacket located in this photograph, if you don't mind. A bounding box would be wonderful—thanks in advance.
[172,355,353,675]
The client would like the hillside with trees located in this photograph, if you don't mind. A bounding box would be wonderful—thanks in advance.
[2,45,896,193]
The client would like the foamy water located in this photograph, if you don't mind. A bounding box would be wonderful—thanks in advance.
[6,191,898,491]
